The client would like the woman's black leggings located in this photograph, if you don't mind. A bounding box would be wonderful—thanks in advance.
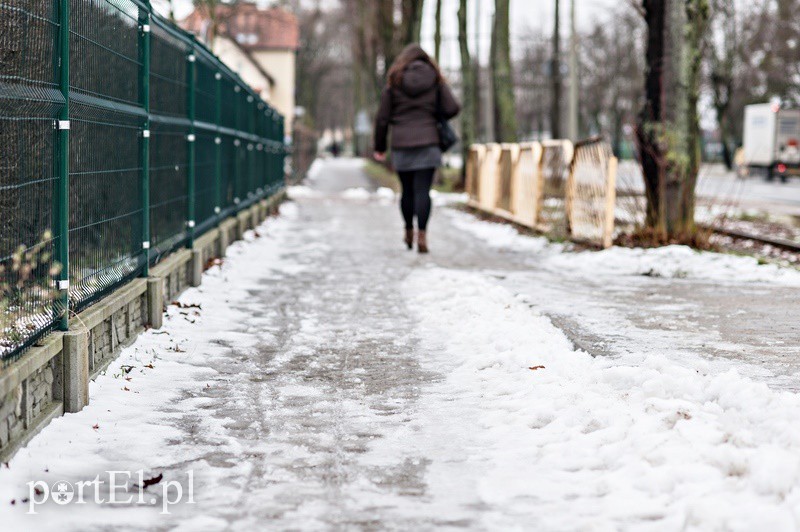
[398,168,435,231]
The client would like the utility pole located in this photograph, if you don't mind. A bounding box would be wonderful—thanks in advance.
[568,0,578,140]
[551,0,561,139]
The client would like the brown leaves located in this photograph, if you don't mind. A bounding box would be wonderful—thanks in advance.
[171,301,201,310]
[135,473,163,490]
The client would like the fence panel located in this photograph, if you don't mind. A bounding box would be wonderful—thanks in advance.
[568,139,618,248]
[466,139,617,248]
[496,144,517,214]
[68,0,147,309]
[149,19,188,119]
[1,0,286,360]
[511,143,543,227]
[478,144,501,212]
[465,145,484,202]
[149,119,189,258]
[194,130,218,232]
[0,2,63,356]
[538,141,574,237]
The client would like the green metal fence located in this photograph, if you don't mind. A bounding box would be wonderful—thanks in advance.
[0,0,286,361]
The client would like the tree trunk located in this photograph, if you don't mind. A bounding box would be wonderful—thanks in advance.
[551,0,561,139]
[492,0,518,142]
[434,0,443,63]
[637,0,709,239]
[377,0,396,79]
[637,0,666,232]
[458,0,477,184]
[403,0,424,45]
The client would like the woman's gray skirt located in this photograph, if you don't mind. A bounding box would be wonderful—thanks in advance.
[392,145,442,172]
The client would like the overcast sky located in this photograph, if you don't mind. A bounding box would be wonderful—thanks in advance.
[154,0,623,69]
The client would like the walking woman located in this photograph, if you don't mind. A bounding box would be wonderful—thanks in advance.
[373,44,461,253]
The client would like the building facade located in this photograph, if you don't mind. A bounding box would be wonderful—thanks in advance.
[182,3,299,135]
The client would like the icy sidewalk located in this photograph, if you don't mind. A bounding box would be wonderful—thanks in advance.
[1,157,800,530]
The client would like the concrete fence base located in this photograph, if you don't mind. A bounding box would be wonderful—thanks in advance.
[0,192,286,462]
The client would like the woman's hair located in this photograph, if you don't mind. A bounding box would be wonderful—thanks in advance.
[386,44,445,88]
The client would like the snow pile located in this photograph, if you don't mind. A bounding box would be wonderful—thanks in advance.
[405,267,800,529]
[305,158,324,181]
[546,244,800,286]
[340,187,372,200]
[450,206,800,286]
[0,206,300,529]
[375,187,396,200]
[287,185,321,199]
[431,190,468,207]
[446,208,559,254]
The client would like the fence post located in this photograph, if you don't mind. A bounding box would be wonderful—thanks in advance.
[55,0,71,331]
[186,49,197,248]
[139,9,151,277]
[233,85,241,208]
[280,115,286,185]
[214,72,222,222]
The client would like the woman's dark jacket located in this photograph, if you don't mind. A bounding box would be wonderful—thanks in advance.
[373,60,461,153]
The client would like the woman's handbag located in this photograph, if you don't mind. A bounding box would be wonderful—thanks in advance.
[436,85,458,152]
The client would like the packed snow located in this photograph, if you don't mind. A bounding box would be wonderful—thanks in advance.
[447,207,800,286]
[405,267,800,530]
[3,162,800,530]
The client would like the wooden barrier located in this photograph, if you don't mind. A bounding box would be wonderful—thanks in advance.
[465,138,618,248]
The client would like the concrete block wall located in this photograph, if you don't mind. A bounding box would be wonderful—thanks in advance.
[0,192,285,461]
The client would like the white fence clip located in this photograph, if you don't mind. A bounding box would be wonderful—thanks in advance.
[187,220,196,229]
[214,206,221,214]
[234,86,241,93]
[234,197,240,204]
[57,120,70,131]
[142,241,150,250]
[188,54,196,63]
[58,280,69,291]
[142,130,150,138]
[215,72,222,80]
[247,96,254,103]
[234,139,241,147]
[214,137,221,145]
[187,134,196,142]
[142,24,150,33]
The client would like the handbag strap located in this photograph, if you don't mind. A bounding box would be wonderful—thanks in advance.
[435,84,444,120]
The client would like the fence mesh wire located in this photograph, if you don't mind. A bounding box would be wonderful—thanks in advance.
[1,1,63,355]
[0,0,286,360]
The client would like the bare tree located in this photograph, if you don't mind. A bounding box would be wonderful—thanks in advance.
[434,0,443,63]
[296,2,353,131]
[637,0,710,239]
[458,0,477,181]
[707,0,738,169]
[551,0,561,139]
[492,0,518,141]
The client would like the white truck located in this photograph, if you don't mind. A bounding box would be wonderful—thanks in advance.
[742,103,800,181]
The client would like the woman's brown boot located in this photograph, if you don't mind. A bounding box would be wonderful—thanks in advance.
[404,229,414,250]
[417,230,429,254]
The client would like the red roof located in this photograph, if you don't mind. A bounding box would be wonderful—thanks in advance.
[182,3,299,51]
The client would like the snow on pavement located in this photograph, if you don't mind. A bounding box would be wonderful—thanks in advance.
[2,157,800,530]
[406,267,800,530]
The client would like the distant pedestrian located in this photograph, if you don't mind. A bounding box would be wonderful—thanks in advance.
[373,44,461,254]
